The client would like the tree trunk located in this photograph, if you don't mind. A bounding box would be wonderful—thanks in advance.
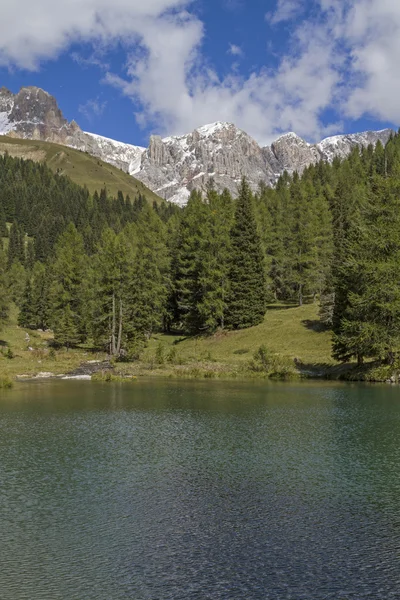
[116,299,123,356]
[385,351,395,366]
[111,293,116,356]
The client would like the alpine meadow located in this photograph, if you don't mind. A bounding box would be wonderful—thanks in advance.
[2,132,400,382]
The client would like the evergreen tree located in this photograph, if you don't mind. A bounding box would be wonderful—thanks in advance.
[31,262,50,330]
[0,203,8,238]
[0,247,9,329]
[226,178,267,329]
[49,224,86,347]
[333,177,400,364]
[25,239,36,272]
[18,277,34,328]
[91,228,129,356]
[7,261,26,308]
[7,221,24,267]
[123,205,170,354]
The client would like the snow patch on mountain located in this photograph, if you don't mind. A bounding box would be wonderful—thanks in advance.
[0,86,395,206]
[0,112,12,134]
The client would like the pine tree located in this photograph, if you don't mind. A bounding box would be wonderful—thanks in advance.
[25,239,36,271]
[91,228,129,356]
[0,203,8,238]
[18,277,34,328]
[49,224,86,348]
[31,262,50,330]
[123,205,169,354]
[7,261,26,308]
[0,247,9,329]
[226,178,267,329]
[333,176,400,365]
[7,221,24,267]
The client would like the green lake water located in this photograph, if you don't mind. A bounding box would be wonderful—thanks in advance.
[1,379,400,599]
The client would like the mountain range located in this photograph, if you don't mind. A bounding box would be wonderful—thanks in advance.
[0,85,394,205]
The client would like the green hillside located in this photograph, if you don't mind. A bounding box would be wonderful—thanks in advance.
[0,303,334,381]
[0,135,160,203]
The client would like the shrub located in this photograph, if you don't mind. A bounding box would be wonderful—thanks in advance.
[248,345,299,380]
[5,348,14,360]
[0,376,13,389]
[155,342,166,365]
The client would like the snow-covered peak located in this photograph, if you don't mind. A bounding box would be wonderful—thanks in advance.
[162,122,242,145]
[84,131,145,152]
[196,121,236,137]
[274,131,307,144]
[317,128,393,162]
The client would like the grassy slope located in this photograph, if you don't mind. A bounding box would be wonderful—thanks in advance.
[0,303,334,381]
[144,303,334,373]
[0,135,161,203]
[0,305,106,380]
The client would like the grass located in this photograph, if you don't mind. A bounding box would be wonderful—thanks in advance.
[0,135,161,203]
[3,302,397,384]
[119,303,336,380]
[0,303,334,382]
[0,305,107,380]
[148,303,334,365]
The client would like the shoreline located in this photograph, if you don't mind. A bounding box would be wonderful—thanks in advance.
[5,358,400,385]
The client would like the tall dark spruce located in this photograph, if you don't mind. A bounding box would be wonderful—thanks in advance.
[226,178,267,329]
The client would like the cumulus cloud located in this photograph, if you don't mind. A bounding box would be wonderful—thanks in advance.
[0,0,194,69]
[344,0,400,123]
[0,0,399,145]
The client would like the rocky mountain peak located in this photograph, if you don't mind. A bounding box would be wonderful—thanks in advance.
[270,131,321,173]
[0,85,145,172]
[0,85,395,205]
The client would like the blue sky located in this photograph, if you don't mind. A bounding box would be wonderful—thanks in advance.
[0,0,399,147]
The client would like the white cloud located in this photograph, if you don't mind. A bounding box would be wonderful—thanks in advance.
[228,44,243,57]
[0,0,399,146]
[79,97,107,120]
[344,0,400,123]
[267,0,305,25]
[0,0,194,69]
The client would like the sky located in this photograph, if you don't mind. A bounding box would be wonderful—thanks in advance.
[0,0,399,147]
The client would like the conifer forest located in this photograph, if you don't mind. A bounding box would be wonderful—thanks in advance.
[1,133,400,369]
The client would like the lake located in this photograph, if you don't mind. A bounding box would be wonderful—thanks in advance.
[1,379,400,599]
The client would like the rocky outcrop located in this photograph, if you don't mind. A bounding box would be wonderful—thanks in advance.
[133,124,393,204]
[0,86,144,173]
[0,86,394,205]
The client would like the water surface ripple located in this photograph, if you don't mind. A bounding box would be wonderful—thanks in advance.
[1,380,400,599]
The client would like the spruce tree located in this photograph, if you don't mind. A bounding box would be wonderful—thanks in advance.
[333,177,400,364]
[7,261,26,308]
[18,277,34,328]
[123,205,169,354]
[91,228,129,356]
[7,221,24,267]
[49,223,86,348]
[226,178,266,329]
[0,203,8,239]
[0,247,9,329]
[31,262,50,330]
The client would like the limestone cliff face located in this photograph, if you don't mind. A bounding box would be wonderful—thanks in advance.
[134,124,393,204]
[136,123,276,204]
[4,86,77,142]
[0,86,394,205]
[0,86,144,173]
